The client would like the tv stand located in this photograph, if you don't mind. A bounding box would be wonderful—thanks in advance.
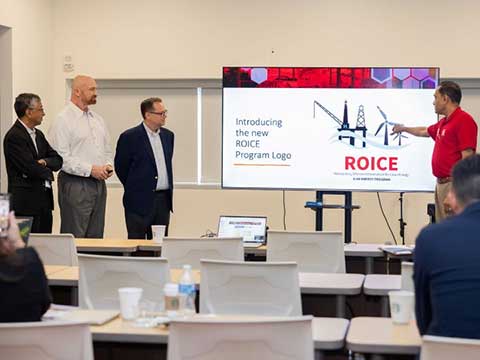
[305,191,360,243]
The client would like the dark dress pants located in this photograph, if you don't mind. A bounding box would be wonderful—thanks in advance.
[125,190,171,239]
[15,187,53,234]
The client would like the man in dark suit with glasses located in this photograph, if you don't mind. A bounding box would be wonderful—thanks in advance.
[115,97,174,239]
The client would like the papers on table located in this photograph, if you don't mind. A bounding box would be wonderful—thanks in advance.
[43,304,119,325]
[379,245,414,256]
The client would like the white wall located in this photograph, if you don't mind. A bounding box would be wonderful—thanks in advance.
[0,25,12,192]
[0,0,53,190]
[50,0,480,84]
[0,0,53,111]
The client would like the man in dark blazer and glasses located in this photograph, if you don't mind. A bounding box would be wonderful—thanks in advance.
[3,93,63,233]
[115,97,174,239]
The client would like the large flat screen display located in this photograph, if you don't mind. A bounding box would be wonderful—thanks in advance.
[222,67,439,192]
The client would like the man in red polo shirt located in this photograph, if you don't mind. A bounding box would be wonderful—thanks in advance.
[392,81,477,222]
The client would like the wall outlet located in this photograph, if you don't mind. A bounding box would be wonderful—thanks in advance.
[63,54,74,72]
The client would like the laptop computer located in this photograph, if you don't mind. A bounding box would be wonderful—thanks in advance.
[217,215,267,248]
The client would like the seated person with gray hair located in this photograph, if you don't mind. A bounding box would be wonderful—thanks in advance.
[414,154,480,339]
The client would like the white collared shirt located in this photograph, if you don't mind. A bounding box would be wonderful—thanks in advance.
[142,122,169,190]
[18,119,51,188]
[48,102,113,177]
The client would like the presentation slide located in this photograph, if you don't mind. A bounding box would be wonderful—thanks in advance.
[222,67,439,192]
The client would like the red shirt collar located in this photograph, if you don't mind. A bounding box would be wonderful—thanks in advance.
[443,106,461,123]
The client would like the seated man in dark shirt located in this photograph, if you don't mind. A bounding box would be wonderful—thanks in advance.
[414,154,480,339]
[0,212,51,322]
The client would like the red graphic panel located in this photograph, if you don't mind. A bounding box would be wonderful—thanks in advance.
[223,67,439,89]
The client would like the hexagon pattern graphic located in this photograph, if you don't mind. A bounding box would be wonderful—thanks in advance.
[403,77,420,88]
[251,68,268,84]
[411,68,429,80]
[223,67,438,89]
[393,68,410,81]
[421,78,436,89]
[371,68,392,84]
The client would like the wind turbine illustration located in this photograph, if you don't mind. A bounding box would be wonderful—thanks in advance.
[393,131,408,146]
[375,106,400,146]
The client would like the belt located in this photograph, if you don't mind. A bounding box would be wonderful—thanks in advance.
[437,177,452,184]
[60,171,102,182]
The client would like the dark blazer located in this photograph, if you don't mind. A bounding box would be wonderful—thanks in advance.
[115,123,174,217]
[0,247,51,322]
[3,120,63,214]
[414,201,480,339]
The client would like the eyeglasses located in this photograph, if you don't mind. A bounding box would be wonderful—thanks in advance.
[148,110,168,117]
[28,107,45,113]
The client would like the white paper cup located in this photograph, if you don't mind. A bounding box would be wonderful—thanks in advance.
[118,287,143,320]
[151,225,166,243]
[389,290,414,324]
[164,283,180,318]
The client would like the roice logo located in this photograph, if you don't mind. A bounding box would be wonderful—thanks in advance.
[345,156,398,171]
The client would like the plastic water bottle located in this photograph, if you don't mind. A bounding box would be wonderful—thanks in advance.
[178,264,196,316]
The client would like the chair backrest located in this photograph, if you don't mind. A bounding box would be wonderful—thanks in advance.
[28,233,78,266]
[267,230,345,273]
[420,335,480,360]
[401,261,414,291]
[78,254,170,310]
[0,321,93,360]
[168,316,314,360]
[162,237,244,269]
[200,260,302,316]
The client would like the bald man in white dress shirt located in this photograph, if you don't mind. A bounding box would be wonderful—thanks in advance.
[49,75,113,238]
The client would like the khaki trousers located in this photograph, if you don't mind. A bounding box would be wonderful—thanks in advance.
[435,181,452,222]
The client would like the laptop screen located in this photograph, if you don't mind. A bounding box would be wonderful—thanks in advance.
[16,217,33,245]
[218,216,267,244]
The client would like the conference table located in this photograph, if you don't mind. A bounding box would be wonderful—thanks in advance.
[45,266,207,287]
[91,314,350,358]
[46,310,422,359]
[75,238,386,274]
[363,274,402,317]
[76,239,139,255]
[346,317,421,358]
[343,243,385,274]
[44,265,72,277]
[45,265,365,318]
[228,242,385,274]
[45,265,81,287]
